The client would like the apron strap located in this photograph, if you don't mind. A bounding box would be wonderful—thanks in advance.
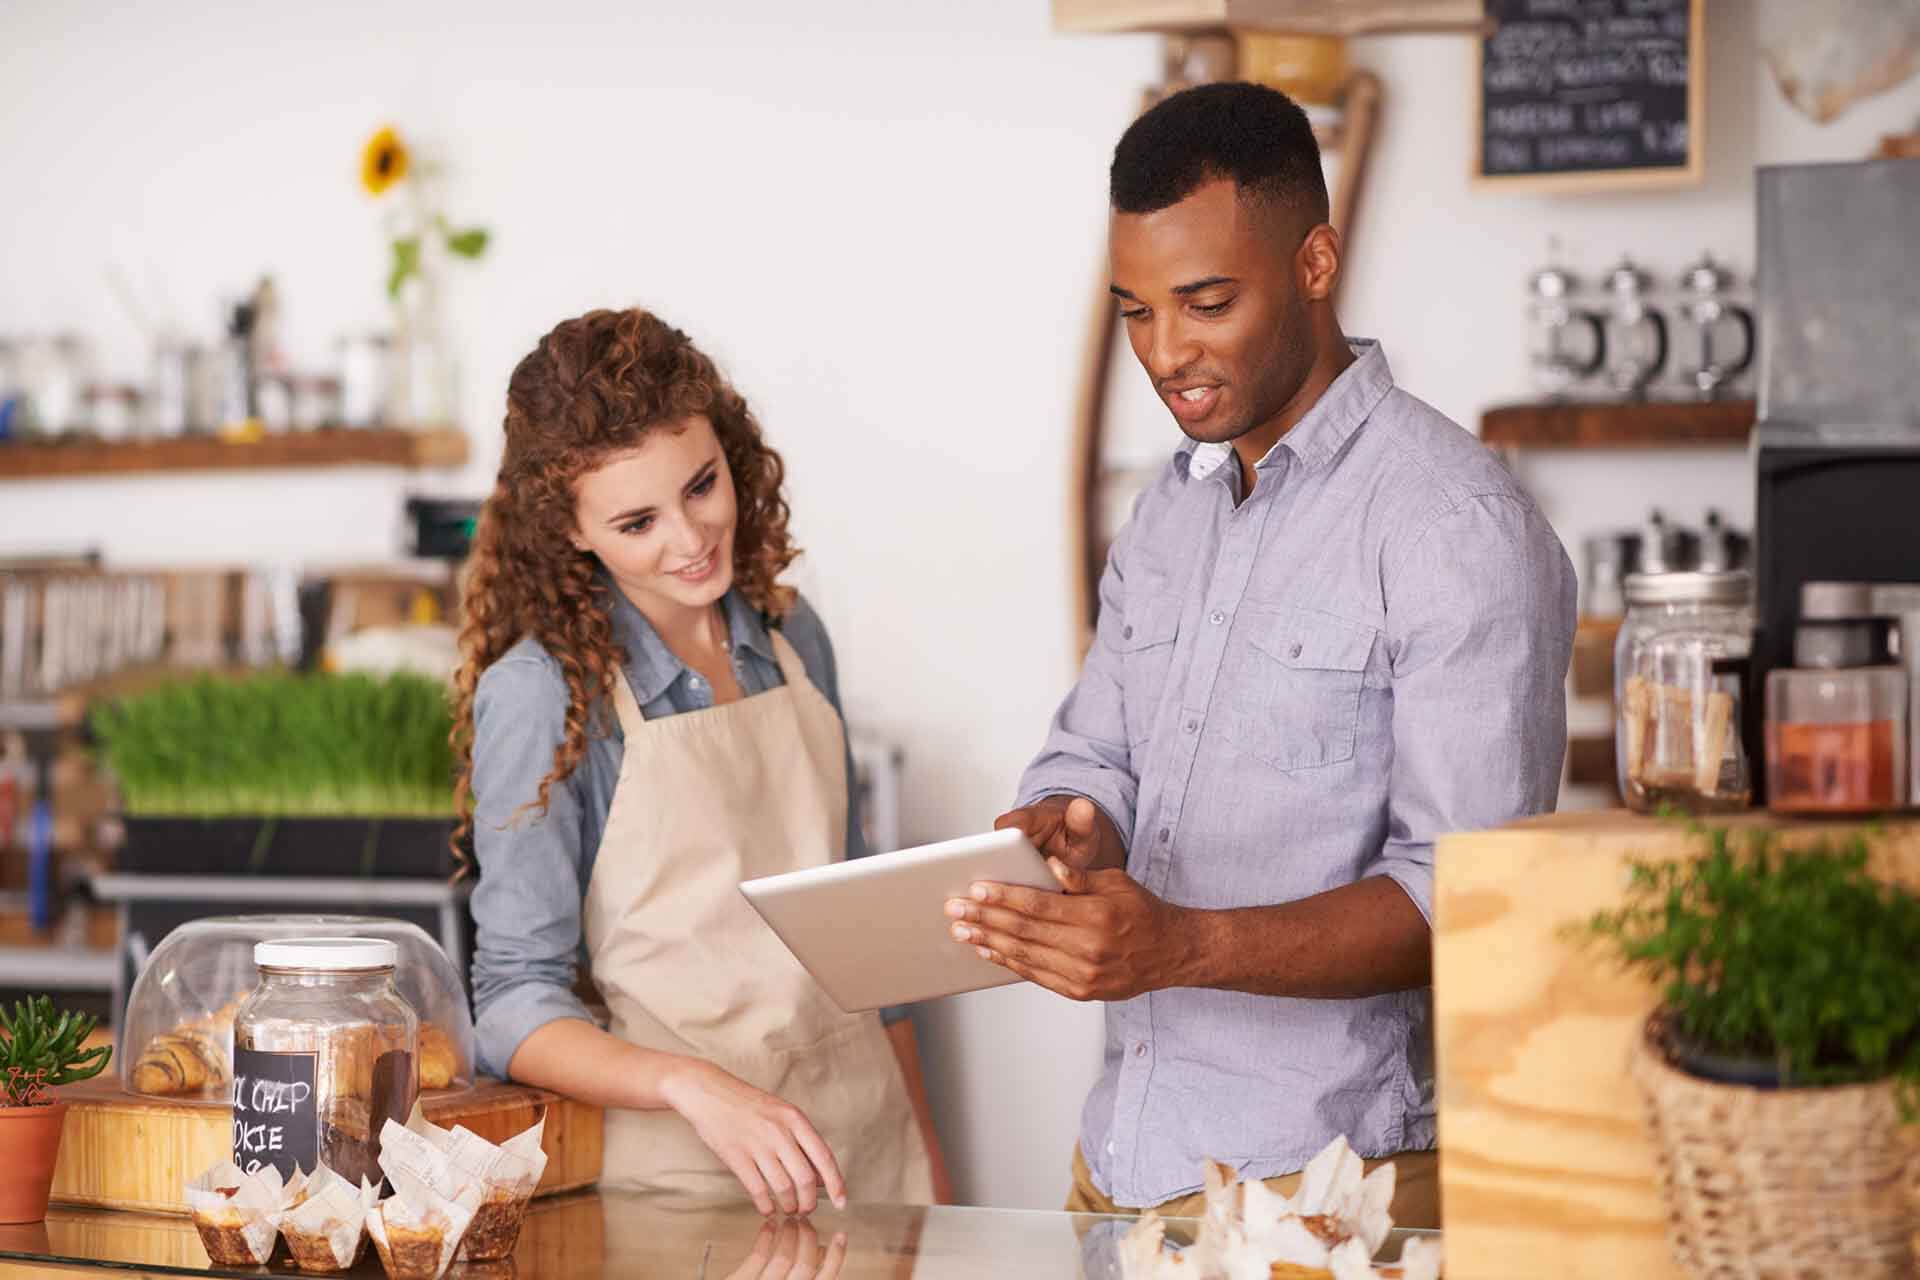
[767,628,811,689]
[608,669,648,735]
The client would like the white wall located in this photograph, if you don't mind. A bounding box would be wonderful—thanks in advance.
[3,0,1917,1208]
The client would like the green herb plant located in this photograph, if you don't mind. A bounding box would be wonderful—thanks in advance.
[90,671,455,817]
[0,996,111,1107]
[1576,827,1920,1116]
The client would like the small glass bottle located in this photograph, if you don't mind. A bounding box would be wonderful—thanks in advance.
[231,938,418,1185]
[1767,615,1909,815]
[1615,570,1753,812]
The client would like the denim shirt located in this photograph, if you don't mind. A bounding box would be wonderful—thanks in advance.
[1017,341,1577,1207]
[466,585,886,1081]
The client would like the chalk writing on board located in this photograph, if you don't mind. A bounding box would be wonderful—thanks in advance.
[1480,0,1694,179]
[230,1047,319,1178]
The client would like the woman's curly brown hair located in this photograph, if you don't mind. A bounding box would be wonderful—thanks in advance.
[451,308,798,865]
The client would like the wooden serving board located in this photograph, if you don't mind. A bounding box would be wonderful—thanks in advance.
[1433,809,1920,1280]
[46,1077,602,1216]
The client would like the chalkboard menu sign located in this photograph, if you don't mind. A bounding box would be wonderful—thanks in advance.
[230,1047,318,1179]
[1476,0,1704,190]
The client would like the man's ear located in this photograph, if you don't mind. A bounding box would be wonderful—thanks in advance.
[1297,223,1343,303]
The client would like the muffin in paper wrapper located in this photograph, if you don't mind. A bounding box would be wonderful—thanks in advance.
[368,1115,489,1279]
[395,1103,549,1261]
[184,1161,299,1266]
[278,1166,380,1271]
[366,1186,482,1280]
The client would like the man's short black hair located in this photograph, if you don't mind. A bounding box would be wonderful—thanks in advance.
[1110,81,1329,228]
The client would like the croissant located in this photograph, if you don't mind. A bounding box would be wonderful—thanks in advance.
[130,1032,218,1094]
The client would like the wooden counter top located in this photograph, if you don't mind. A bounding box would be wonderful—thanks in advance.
[1433,808,1920,1280]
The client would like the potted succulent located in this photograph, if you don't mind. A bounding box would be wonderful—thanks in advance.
[1577,828,1920,1278]
[0,997,112,1223]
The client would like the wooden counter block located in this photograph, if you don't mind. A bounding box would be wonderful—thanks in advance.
[46,1077,601,1215]
[1433,809,1920,1280]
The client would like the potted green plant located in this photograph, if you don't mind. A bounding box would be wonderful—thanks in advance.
[1576,827,1920,1278]
[89,671,458,877]
[0,997,112,1223]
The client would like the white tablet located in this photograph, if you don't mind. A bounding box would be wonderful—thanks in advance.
[739,828,1059,1012]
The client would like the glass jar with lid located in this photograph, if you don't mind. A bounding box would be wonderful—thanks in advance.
[1615,570,1753,812]
[232,937,418,1185]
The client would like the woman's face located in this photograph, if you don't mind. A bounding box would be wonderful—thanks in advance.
[571,414,738,622]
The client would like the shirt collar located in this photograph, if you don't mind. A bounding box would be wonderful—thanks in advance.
[1180,338,1395,484]
[603,574,774,705]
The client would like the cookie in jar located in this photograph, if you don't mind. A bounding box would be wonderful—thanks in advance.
[231,938,418,1188]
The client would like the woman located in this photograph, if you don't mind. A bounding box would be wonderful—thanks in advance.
[455,307,945,1214]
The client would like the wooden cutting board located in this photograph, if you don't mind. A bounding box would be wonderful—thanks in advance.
[47,1077,602,1216]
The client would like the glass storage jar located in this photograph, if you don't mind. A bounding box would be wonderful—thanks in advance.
[232,937,417,1185]
[123,914,473,1102]
[1615,570,1753,812]
[1766,613,1909,815]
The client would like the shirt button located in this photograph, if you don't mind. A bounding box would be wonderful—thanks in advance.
[1209,610,1225,625]
[1133,1042,1148,1058]
[1184,719,1197,734]
[1122,625,1134,640]
[1289,642,1303,659]
[1106,1141,1115,1156]
[1158,828,1170,843]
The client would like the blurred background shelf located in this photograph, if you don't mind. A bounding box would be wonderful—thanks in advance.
[1481,399,1756,450]
[0,427,468,479]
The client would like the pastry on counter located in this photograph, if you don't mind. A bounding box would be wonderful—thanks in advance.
[418,1024,457,1090]
[131,999,237,1095]
[1119,1137,1443,1280]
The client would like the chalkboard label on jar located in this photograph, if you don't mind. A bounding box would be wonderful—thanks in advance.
[230,1047,319,1179]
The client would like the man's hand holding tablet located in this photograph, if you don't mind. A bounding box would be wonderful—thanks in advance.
[955,795,1201,1003]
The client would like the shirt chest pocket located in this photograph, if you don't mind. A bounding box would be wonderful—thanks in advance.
[1116,592,1181,745]
[1223,608,1377,771]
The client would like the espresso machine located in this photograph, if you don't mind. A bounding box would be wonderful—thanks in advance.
[1746,157,1920,803]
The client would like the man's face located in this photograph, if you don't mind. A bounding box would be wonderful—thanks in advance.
[1109,179,1315,447]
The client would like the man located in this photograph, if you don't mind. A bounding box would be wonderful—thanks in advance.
[946,82,1576,1226]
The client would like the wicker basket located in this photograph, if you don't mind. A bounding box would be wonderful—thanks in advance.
[1628,1012,1917,1279]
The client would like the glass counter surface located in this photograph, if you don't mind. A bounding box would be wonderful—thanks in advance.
[0,1190,1439,1278]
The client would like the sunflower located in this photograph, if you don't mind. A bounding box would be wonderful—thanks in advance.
[360,126,410,196]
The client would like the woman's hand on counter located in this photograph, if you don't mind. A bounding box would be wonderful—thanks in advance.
[506,1017,847,1215]
[661,1058,849,1217]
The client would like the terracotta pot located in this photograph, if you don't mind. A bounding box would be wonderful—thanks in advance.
[0,1101,67,1224]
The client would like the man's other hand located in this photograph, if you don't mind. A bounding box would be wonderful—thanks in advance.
[992,795,1125,875]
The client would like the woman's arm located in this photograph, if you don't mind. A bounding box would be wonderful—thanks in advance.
[885,1019,953,1205]
[508,1018,847,1216]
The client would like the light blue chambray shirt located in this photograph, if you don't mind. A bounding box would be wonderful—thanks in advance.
[1017,340,1576,1208]
[465,585,889,1082]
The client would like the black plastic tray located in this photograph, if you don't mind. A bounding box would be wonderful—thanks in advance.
[118,815,459,878]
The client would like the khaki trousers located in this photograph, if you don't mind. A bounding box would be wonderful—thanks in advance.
[1065,1143,1441,1229]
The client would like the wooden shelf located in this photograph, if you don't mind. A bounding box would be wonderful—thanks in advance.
[1480,398,1756,450]
[0,426,468,479]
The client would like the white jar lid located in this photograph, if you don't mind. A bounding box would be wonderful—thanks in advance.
[255,937,398,971]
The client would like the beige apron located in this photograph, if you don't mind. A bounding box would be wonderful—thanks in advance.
[582,629,933,1203]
